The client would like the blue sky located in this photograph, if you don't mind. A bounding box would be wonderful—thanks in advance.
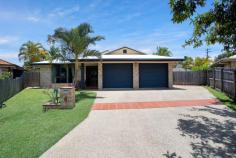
[0,0,221,65]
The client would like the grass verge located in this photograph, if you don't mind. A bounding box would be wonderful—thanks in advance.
[0,88,96,158]
[206,86,236,111]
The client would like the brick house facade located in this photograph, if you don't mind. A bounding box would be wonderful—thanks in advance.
[33,47,182,89]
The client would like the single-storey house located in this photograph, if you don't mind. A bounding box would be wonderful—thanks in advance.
[213,55,236,69]
[0,59,24,78]
[32,47,183,89]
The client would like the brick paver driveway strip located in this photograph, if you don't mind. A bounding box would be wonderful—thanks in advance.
[93,99,220,110]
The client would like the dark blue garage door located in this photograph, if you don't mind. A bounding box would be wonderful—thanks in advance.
[103,64,133,88]
[139,63,168,88]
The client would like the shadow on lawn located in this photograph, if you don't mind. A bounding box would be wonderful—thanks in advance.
[176,106,236,158]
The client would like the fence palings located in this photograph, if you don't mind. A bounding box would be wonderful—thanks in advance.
[0,71,40,104]
[173,71,207,85]
[208,68,236,100]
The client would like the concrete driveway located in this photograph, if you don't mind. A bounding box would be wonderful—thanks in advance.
[41,86,236,158]
[94,85,215,103]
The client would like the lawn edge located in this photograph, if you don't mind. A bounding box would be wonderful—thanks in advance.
[205,86,236,111]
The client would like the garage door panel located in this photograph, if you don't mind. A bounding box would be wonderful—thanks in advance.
[139,64,168,88]
[103,64,133,88]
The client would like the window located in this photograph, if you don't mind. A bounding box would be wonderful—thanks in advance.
[123,49,127,54]
[52,64,74,83]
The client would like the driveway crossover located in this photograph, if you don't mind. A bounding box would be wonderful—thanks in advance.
[41,86,236,158]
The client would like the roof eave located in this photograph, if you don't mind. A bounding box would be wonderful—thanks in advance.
[72,58,183,62]
[32,58,183,65]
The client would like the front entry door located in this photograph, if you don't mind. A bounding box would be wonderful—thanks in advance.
[86,66,98,89]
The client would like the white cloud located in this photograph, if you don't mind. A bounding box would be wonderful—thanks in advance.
[0,9,42,23]
[0,4,80,23]
[117,12,142,23]
[0,36,18,45]
[139,48,153,53]
[0,52,18,58]
[26,16,40,22]
[49,5,80,17]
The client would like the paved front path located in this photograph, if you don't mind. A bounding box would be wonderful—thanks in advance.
[41,105,236,158]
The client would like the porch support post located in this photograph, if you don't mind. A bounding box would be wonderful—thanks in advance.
[133,62,139,89]
[80,63,85,89]
[98,62,103,90]
[66,64,69,83]
[168,63,174,88]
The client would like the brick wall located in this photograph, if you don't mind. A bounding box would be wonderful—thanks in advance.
[168,63,174,88]
[38,65,51,87]
[98,62,103,89]
[133,62,139,89]
[36,62,176,89]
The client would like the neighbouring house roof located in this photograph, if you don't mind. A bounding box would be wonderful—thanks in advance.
[212,54,236,67]
[229,55,236,59]
[0,59,24,70]
[173,64,189,71]
[0,59,15,66]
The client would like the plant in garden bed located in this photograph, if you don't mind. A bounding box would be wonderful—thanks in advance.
[43,88,61,104]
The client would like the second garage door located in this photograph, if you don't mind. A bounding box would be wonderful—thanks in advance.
[103,63,133,88]
[139,63,168,88]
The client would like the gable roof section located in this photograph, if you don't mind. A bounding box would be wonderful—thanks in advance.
[104,46,146,55]
[0,59,14,65]
[32,46,184,65]
[0,59,23,69]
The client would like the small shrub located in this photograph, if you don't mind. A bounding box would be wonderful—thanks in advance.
[0,71,12,80]
[43,88,60,104]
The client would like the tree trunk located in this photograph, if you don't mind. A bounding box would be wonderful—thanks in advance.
[74,55,79,88]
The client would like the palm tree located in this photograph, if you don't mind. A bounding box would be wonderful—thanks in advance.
[182,56,194,70]
[47,46,66,62]
[153,46,172,56]
[48,23,104,87]
[19,41,46,68]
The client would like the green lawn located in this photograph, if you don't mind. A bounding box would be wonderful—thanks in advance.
[206,86,236,111]
[0,88,96,158]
